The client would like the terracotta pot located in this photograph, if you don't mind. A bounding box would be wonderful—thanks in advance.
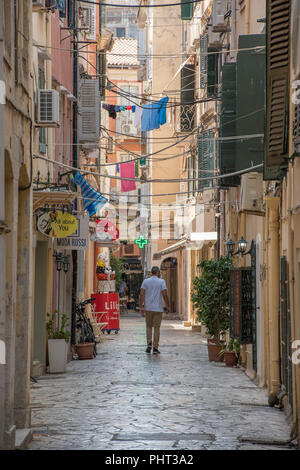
[207,337,217,345]
[75,342,95,360]
[224,351,239,367]
[207,343,224,362]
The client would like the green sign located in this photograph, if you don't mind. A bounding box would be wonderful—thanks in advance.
[134,236,148,249]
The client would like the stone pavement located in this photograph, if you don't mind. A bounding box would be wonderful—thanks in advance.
[28,314,295,450]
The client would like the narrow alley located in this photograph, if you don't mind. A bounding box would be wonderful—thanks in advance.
[28,314,293,451]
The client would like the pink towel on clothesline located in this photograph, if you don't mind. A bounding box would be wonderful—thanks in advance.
[120,162,136,192]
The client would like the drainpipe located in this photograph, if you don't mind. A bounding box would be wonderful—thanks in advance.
[245,0,250,34]
[71,2,78,346]
[266,197,281,401]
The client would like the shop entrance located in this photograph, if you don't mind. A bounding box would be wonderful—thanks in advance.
[160,257,178,313]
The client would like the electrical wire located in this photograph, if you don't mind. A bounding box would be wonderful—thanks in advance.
[77,0,205,8]
[32,153,263,193]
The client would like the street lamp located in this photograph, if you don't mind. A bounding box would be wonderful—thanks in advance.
[225,238,235,257]
[237,236,248,255]
[62,255,70,273]
[54,252,63,271]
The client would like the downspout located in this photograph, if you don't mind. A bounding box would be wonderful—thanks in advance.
[266,197,281,402]
[71,1,78,346]
[245,0,250,34]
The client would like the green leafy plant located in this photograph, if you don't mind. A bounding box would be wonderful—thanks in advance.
[191,257,232,344]
[110,254,125,292]
[46,311,70,342]
[220,338,240,357]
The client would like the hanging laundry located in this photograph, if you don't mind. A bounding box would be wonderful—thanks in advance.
[102,103,117,119]
[134,104,143,128]
[73,172,108,217]
[120,162,136,192]
[141,96,169,132]
[126,106,133,110]
[116,163,120,173]
[158,96,169,126]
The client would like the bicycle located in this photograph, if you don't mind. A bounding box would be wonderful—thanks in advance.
[75,298,97,358]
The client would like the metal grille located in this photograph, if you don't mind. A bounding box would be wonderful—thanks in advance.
[230,267,254,344]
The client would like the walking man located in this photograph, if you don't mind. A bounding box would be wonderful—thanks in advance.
[139,266,170,354]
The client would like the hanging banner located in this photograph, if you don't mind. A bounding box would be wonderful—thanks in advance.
[37,210,78,238]
[55,216,89,250]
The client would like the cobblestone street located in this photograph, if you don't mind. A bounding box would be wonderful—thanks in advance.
[28,314,294,451]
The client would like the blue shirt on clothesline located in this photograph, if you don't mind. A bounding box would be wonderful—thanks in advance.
[141,97,169,132]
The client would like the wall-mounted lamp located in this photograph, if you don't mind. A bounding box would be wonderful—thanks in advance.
[62,255,70,273]
[53,252,63,271]
[225,237,255,257]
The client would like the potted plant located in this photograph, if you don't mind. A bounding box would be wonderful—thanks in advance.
[46,311,70,373]
[191,257,232,362]
[220,338,240,367]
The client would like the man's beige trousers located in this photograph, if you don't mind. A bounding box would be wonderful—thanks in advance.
[145,310,163,349]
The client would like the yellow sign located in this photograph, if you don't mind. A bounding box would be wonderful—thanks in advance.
[37,211,78,238]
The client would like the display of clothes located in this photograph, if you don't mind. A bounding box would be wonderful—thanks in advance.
[120,161,136,193]
[140,96,169,132]
[102,103,136,119]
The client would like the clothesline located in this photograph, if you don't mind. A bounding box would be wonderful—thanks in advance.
[102,96,170,133]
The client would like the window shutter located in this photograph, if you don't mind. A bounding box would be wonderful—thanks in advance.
[200,34,208,89]
[181,0,193,20]
[180,63,195,132]
[79,79,100,144]
[198,129,214,191]
[236,34,266,172]
[219,62,239,187]
[57,0,66,18]
[265,0,291,179]
[97,52,106,99]
[207,48,218,97]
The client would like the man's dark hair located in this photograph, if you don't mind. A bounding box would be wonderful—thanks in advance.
[151,266,160,275]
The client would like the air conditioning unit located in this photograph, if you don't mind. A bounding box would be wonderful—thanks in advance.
[208,25,222,49]
[240,173,263,212]
[122,123,135,135]
[211,0,228,32]
[81,6,96,40]
[37,89,60,127]
[32,0,45,9]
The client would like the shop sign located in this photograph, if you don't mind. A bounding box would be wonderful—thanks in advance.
[92,219,119,242]
[37,210,78,238]
[55,216,89,250]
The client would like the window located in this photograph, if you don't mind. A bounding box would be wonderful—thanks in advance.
[117,85,139,136]
[38,66,47,154]
[198,129,215,192]
[180,63,195,132]
[116,27,126,38]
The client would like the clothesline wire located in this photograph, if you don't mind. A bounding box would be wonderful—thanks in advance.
[32,153,263,188]
[32,43,265,58]
[77,0,214,9]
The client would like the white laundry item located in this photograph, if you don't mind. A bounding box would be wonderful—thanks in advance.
[134,103,143,128]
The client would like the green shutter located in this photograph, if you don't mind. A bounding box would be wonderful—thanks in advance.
[236,34,266,172]
[219,62,239,187]
[265,0,291,180]
[207,48,218,97]
[181,0,193,20]
[97,52,106,99]
[180,63,195,132]
[198,129,214,191]
[200,34,208,89]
